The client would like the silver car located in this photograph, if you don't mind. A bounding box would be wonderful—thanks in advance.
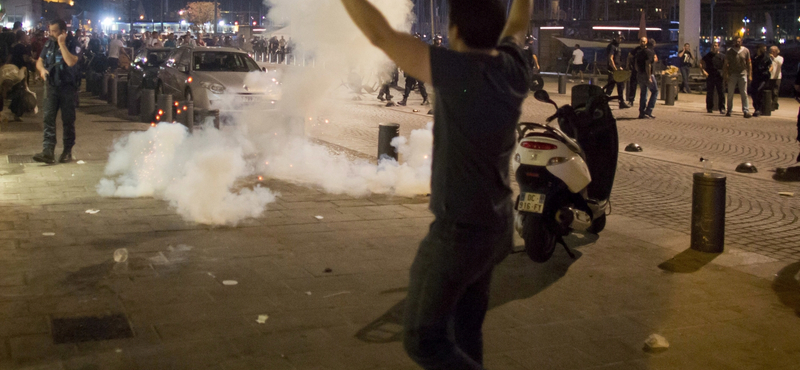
[155,46,278,113]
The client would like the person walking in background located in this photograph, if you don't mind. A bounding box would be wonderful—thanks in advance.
[106,33,124,71]
[700,41,726,114]
[678,43,695,93]
[750,44,772,117]
[32,19,80,164]
[723,36,752,118]
[569,44,584,82]
[769,46,783,111]
[636,38,658,119]
[626,37,647,107]
[341,0,533,368]
[602,34,630,109]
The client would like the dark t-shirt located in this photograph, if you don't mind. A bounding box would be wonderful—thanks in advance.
[636,48,655,74]
[10,43,28,68]
[39,36,81,87]
[428,37,532,229]
[606,43,621,70]
[752,53,772,81]
[702,52,725,77]
[680,51,694,67]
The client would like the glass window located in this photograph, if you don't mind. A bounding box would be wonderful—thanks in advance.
[192,52,261,72]
[164,49,183,68]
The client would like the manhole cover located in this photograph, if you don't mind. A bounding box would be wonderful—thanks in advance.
[7,155,35,164]
[52,314,134,344]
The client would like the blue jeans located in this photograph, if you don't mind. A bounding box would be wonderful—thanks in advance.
[403,217,512,370]
[638,72,658,115]
[42,84,77,150]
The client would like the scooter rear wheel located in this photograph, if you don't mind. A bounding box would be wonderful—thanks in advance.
[523,216,557,262]
[587,214,607,234]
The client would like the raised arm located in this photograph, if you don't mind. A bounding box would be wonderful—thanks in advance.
[499,0,534,46]
[341,0,431,84]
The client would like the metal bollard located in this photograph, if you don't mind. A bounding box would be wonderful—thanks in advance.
[110,74,118,106]
[128,84,140,116]
[117,79,128,109]
[140,89,156,123]
[378,123,400,161]
[100,73,110,100]
[762,90,773,116]
[185,101,194,133]
[690,172,726,253]
[558,74,567,94]
[665,79,676,106]
[659,75,667,100]
[158,94,173,122]
[589,77,599,86]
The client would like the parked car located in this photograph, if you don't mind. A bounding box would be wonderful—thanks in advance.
[128,47,173,91]
[155,46,276,112]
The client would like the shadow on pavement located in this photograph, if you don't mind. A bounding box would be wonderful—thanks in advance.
[355,246,581,344]
[657,248,720,273]
[773,262,800,318]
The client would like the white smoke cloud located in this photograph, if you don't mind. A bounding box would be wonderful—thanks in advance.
[97,0,431,225]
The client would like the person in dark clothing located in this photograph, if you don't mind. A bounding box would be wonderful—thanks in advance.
[700,41,726,114]
[794,64,800,161]
[342,0,533,368]
[636,38,658,119]
[7,30,32,121]
[626,37,647,106]
[398,34,429,106]
[678,43,695,93]
[750,44,772,117]
[602,35,630,109]
[32,19,80,164]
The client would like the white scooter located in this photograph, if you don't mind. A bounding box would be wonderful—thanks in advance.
[513,86,619,262]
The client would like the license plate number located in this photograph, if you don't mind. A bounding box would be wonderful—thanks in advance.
[240,96,259,103]
[518,192,545,213]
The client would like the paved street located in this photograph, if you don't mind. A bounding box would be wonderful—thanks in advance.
[1,76,800,370]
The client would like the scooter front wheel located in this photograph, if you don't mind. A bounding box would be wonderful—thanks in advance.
[522,215,557,262]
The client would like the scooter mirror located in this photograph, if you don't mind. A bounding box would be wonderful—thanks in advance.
[533,90,551,103]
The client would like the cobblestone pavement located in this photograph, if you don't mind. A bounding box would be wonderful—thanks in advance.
[316,79,800,261]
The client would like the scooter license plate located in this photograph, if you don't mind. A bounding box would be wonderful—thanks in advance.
[518,192,546,213]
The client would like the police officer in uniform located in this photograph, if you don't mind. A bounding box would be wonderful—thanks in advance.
[398,33,429,106]
[32,19,80,164]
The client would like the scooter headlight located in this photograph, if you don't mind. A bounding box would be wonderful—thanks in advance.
[514,153,521,163]
[547,157,568,166]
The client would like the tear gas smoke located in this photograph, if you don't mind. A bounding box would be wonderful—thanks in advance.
[97,0,430,225]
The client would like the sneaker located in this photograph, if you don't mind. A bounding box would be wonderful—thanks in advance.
[744,113,752,118]
[645,113,656,119]
[753,111,761,117]
[397,100,407,106]
[32,149,55,164]
[377,96,385,102]
[726,111,732,117]
[707,109,713,113]
[421,97,429,105]
[638,114,646,119]
[619,102,631,109]
[719,109,726,114]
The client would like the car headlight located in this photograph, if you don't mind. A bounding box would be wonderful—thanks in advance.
[201,82,226,94]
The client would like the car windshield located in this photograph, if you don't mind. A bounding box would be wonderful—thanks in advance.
[143,51,171,67]
[193,52,260,72]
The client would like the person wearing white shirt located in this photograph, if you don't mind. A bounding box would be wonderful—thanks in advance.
[570,44,584,82]
[769,46,784,111]
[107,34,124,71]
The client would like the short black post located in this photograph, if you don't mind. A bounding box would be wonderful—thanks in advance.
[128,84,140,116]
[690,172,726,253]
[378,123,400,161]
[110,74,118,105]
[184,101,194,133]
[100,73,110,100]
[665,79,676,106]
[762,89,773,116]
[659,75,667,100]
[589,77,599,86]
[117,79,128,109]
[558,74,567,94]
[140,89,155,123]
[158,94,173,122]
